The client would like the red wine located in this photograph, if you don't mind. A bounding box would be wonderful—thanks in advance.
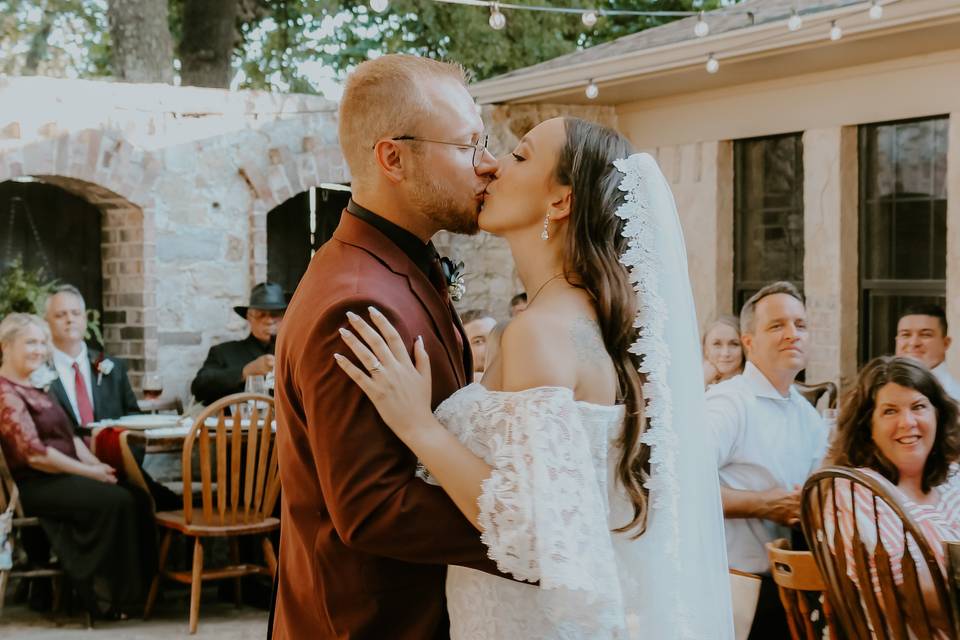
[143,389,163,400]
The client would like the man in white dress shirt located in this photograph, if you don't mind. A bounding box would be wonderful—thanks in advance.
[706,281,829,639]
[895,304,960,400]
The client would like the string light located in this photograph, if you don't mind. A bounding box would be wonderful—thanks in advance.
[585,79,599,99]
[829,20,842,40]
[869,1,883,19]
[694,11,709,37]
[582,10,598,27]
[705,54,719,74]
[787,9,803,31]
[369,0,389,13]
[489,2,506,29]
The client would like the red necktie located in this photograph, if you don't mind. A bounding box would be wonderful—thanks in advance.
[72,362,95,425]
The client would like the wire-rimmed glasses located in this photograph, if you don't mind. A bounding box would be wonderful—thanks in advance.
[375,134,490,167]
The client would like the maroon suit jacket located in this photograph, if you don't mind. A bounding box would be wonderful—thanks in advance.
[271,212,498,640]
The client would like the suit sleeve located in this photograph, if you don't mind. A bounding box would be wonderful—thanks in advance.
[191,345,244,406]
[299,297,499,573]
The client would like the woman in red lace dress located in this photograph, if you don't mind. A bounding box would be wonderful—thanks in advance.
[0,313,156,618]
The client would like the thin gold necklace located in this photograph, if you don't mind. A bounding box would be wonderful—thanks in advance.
[526,273,566,307]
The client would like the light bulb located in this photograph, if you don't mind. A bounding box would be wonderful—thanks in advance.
[582,10,598,27]
[705,54,719,74]
[585,81,599,100]
[369,0,388,13]
[694,12,709,37]
[489,5,506,30]
[787,10,803,31]
[829,20,842,40]
[869,1,883,19]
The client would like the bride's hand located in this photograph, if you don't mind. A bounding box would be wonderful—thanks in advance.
[334,307,435,442]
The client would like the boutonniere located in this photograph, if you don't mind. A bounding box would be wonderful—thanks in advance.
[93,354,114,385]
[439,256,466,302]
[30,364,59,391]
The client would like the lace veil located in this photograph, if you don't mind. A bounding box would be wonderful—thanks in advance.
[613,153,734,639]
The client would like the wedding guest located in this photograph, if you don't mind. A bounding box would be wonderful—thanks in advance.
[0,313,157,619]
[509,292,527,316]
[895,304,960,400]
[707,281,829,639]
[703,314,745,387]
[829,356,960,637]
[191,282,286,405]
[462,309,496,382]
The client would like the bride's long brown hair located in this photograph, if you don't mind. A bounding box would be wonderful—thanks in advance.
[554,117,650,537]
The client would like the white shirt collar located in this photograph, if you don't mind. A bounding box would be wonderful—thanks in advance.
[741,361,798,401]
[52,343,88,370]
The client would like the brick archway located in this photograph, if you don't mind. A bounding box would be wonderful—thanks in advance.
[3,129,159,390]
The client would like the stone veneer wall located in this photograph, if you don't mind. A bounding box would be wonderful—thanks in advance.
[0,76,347,401]
[437,103,619,319]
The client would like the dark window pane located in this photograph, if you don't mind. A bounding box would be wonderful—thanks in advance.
[862,292,946,363]
[734,133,804,309]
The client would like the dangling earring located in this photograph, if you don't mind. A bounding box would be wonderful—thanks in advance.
[541,213,550,241]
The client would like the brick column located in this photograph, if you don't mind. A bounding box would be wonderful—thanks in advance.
[802,127,859,388]
[947,113,960,379]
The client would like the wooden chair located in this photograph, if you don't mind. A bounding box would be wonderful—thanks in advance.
[801,466,957,639]
[138,397,184,415]
[795,381,838,410]
[766,538,839,640]
[143,393,280,634]
[0,447,64,616]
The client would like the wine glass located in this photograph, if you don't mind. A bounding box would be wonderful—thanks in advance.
[245,375,267,395]
[143,373,163,400]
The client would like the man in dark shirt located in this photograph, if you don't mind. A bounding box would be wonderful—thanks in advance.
[190,282,286,405]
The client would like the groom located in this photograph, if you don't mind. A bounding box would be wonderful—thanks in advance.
[271,55,501,639]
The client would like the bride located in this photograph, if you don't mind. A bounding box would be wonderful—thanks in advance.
[334,117,733,639]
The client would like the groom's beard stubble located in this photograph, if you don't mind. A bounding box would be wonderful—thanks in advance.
[409,163,481,236]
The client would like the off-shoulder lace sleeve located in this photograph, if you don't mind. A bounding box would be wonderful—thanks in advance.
[0,381,47,471]
[474,387,628,637]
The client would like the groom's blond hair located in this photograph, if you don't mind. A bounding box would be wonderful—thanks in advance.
[338,55,468,185]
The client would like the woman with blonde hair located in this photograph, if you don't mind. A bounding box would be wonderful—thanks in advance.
[0,313,156,619]
[702,315,744,387]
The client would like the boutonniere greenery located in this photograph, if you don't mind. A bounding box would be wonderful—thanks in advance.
[439,256,466,302]
[30,363,59,391]
[93,354,114,385]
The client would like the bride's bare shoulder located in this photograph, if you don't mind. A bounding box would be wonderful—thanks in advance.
[499,307,578,392]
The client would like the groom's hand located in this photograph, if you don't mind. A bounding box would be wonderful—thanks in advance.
[757,487,802,527]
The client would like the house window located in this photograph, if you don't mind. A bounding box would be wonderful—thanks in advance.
[267,186,349,296]
[733,133,805,311]
[859,116,948,364]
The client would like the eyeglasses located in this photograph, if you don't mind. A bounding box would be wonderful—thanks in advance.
[375,134,490,168]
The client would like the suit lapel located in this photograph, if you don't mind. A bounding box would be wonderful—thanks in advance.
[88,349,105,421]
[49,378,79,427]
[334,213,466,387]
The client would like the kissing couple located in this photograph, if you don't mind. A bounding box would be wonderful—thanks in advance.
[270,53,734,640]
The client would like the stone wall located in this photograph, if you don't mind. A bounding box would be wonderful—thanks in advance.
[0,76,346,401]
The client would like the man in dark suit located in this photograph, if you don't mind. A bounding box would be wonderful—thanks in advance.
[44,284,177,510]
[271,55,501,639]
[190,282,286,406]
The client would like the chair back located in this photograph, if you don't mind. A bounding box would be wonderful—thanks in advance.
[180,393,279,527]
[0,447,21,518]
[801,466,956,640]
[766,538,834,639]
[795,381,838,410]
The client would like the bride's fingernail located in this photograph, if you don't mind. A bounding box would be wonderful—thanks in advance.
[333,353,343,360]
[368,306,381,316]
[346,311,359,321]
[338,327,350,337]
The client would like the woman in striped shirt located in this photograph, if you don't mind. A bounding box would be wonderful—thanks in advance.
[828,356,960,637]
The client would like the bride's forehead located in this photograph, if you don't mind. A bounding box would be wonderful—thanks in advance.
[524,119,566,154]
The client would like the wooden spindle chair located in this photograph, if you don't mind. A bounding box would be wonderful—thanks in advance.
[794,381,839,410]
[766,538,839,640]
[801,467,957,639]
[143,393,280,634]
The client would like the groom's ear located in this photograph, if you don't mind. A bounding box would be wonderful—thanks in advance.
[547,187,573,222]
[372,140,407,184]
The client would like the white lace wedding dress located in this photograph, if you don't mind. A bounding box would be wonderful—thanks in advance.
[423,383,632,639]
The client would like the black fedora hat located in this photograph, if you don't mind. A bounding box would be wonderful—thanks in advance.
[234,282,289,318]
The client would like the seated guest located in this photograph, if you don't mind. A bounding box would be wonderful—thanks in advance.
[895,304,960,400]
[461,309,496,383]
[191,282,286,405]
[702,314,745,387]
[509,292,527,316]
[44,285,177,510]
[829,355,960,638]
[707,281,829,639]
[0,313,157,619]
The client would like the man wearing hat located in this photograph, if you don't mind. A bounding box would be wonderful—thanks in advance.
[191,282,287,406]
